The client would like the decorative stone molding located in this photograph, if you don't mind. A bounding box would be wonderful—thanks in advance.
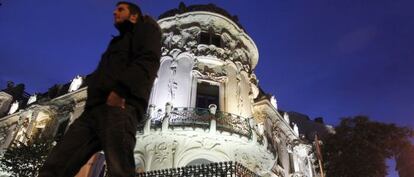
[253,111,270,124]
[8,100,19,115]
[0,92,13,116]
[162,26,201,51]
[68,75,83,92]
[192,69,227,83]
[135,129,274,174]
[27,94,37,105]
[159,11,258,72]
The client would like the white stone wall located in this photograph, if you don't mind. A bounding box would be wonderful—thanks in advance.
[149,53,196,111]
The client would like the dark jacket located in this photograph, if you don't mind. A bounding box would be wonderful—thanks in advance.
[86,15,161,114]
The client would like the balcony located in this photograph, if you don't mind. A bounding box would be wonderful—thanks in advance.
[142,106,253,139]
[136,161,259,177]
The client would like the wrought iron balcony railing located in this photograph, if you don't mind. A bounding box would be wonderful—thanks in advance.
[144,107,252,138]
[136,161,259,177]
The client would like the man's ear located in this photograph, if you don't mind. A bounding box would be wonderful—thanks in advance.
[129,14,139,23]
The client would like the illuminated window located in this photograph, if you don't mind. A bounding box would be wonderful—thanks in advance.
[196,82,219,109]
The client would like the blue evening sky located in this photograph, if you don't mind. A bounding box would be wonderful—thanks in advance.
[0,1,413,176]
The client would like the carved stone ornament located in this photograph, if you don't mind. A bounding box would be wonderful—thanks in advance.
[161,24,252,73]
[27,94,37,105]
[154,142,170,163]
[195,138,220,150]
[162,26,201,52]
[0,125,10,145]
[145,140,178,166]
[270,96,278,110]
[8,100,19,115]
[68,75,83,92]
[14,117,30,143]
[192,70,227,83]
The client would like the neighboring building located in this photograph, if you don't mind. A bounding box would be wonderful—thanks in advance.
[286,112,334,141]
[0,3,327,177]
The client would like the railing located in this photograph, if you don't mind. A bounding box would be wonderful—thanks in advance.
[170,107,211,128]
[136,161,259,177]
[145,107,252,138]
[214,111,252,138]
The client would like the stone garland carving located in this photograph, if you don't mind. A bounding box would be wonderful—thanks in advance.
[193,61,227,75]
[221,32,237,50]
[194,44,227,58]
[161,24,252,73]
[162,26,201,52]
[192,70,227,83]
[215,112,251,137]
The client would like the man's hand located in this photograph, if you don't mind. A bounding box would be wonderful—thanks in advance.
[106,91,126,109]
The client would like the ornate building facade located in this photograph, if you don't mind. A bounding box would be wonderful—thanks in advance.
[0,3,325,177]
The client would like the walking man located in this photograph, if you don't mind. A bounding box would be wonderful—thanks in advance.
[39,1,161,177]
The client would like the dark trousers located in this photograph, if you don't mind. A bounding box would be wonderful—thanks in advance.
[39,104,140,177]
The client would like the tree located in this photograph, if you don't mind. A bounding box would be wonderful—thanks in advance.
[0,138,55,177]
[322,116,413,177]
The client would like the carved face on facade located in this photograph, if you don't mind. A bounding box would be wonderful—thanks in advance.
[113,4,138,25]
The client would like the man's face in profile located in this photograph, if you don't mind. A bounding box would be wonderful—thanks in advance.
[113,4,132,25]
